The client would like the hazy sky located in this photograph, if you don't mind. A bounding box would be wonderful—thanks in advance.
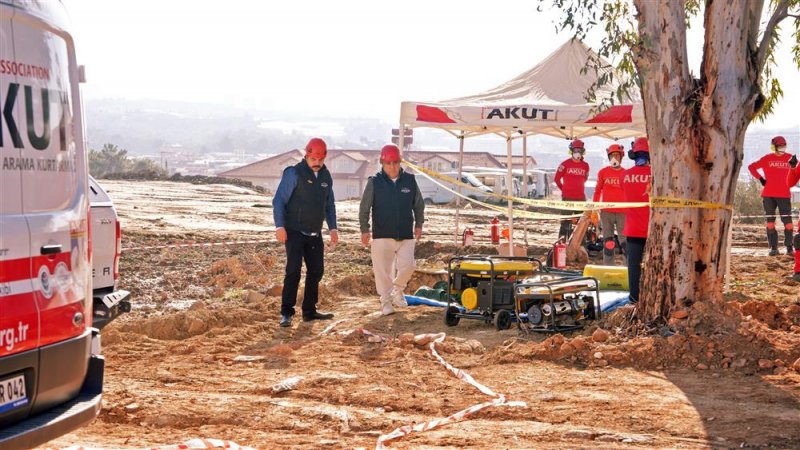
[64,0,799,131]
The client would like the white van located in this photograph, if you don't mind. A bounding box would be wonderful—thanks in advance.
[415,171,494,204]
[1,2,103,448]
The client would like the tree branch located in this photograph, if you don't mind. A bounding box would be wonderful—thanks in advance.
[756,0,790,73]
[747,0,765,54]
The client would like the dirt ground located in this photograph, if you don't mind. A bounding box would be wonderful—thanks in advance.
[45,180,800,449]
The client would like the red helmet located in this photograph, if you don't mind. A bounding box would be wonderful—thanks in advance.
[772,136,787,147]
[632,137,650,153]
[380,144,401,162]
[305,137,327,159]
[606,144,624,157]
[568,139,585,152]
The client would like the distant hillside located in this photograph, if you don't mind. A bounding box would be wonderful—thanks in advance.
[83,98,798,179]
[83,98,395,156]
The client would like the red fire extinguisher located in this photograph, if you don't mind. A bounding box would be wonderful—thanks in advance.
[490,217,500,245]
[553,239,567,269]
[462,228,474,246]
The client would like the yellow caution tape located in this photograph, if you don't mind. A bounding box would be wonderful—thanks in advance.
[404,160,646,210]
[650,196,732,210]
[411,164,581,219]
[405,159,732,211]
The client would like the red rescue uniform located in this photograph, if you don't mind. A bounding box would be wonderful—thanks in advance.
[593,166,626,212]
[748,153,792,198]
[555,158,589,200]
[788,163,800,187]
[622,165,651,238]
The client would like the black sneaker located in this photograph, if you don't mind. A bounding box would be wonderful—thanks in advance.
[279,315,292,327]
[787,246,794,255]
[794,273,800,282]
[303,311,334,322]
[768,248,779,256]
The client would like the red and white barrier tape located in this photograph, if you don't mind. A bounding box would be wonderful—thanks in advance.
[361,330,526,449]
[122,239,270,252]
[55,438,256,450]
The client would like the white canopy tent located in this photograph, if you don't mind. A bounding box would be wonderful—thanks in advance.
[398,39,646,253]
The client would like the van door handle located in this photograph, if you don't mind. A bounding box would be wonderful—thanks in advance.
[40,244,63,255]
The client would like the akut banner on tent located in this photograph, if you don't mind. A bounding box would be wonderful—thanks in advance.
[407,103,636,128]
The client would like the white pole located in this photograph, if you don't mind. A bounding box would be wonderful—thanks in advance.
[398,124,405,157]
[506,134,514,257]
[455,133,465,245]
[522,133,529,246]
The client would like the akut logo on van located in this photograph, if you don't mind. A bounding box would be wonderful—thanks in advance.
[1,81,69,151]
[481,105,557,121]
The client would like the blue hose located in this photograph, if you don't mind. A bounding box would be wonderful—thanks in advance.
[404,295,461,309]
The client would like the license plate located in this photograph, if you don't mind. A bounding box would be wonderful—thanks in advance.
[0,374,28,414]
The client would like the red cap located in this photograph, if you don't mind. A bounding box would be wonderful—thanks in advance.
[380,144,401,162]
[772,136,787,147]
[632,137,650,153]
[569,139,585,151]
[305,137,327,159]
[606,144,624,156]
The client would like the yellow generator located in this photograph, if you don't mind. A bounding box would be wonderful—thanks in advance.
[582,264,628,291]
[513,274,601,333]
[445,255,541,330]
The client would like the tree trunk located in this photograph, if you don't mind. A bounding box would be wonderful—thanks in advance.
[632,1,764,324]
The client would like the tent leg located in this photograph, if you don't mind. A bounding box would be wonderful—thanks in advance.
[455,133,465,245]
[506,134,514,257]
[522,134,529,246]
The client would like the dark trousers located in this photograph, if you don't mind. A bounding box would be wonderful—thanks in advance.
[763,197,793,249]
[626,237,647,303]
[281,230,324,317]
[558,199,582,240]
[558,216,574,240]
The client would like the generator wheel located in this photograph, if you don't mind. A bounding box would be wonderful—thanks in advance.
[444,306,460,327]
[494,309,512,330]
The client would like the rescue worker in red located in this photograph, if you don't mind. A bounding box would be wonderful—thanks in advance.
[747,135,794,256]
[622,137,651,304]
[593,143,627,265]
[555,139,590,239]
[786,152,800,281]
[273,137,338,327]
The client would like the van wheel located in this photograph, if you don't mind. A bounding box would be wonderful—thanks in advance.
[424,198,434,205]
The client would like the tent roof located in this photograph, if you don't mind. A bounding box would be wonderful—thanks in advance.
[399,39,645,139]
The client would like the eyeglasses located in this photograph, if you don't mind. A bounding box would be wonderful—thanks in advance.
[382,161,401,166]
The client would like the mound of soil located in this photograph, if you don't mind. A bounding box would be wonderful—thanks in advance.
[119,301,272,340]
[486,299,800,375]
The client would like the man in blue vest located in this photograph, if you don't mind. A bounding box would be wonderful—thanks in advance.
[359,144,425,316]
[273,137,338,327]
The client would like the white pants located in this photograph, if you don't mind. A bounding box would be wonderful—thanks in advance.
[371,238,416,307]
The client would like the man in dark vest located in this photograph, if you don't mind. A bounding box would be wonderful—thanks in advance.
[273,137,338,327]
[358,144,425,316]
